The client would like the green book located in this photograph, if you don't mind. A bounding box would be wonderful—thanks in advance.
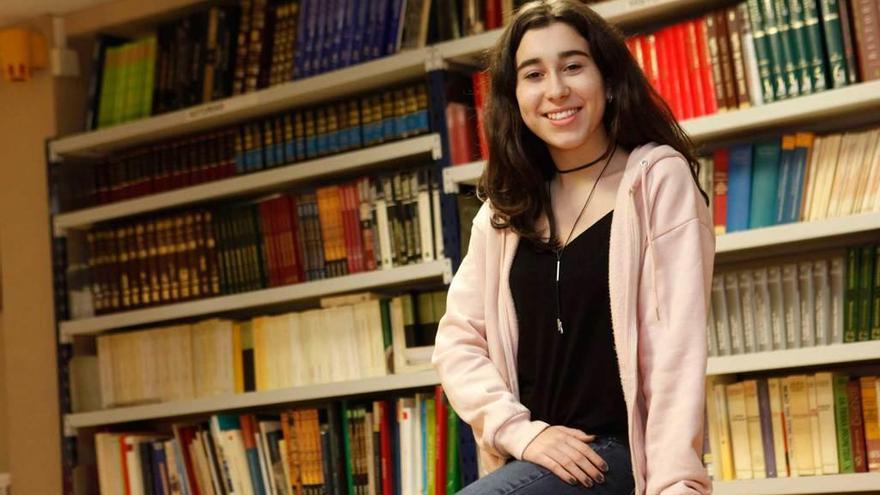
[818,0,849,88]
[782,0,813,94]
[832,374,855,473]
[446,405,461,493]
[844,247,860,343]
[114,41,133,125]
[759,0,792,99]
[96,45,120,128]
[858,245,875,341]
[426,398,436,495]
[141,35,157,119]
[764,0,800,98]
[341,402,355,495]
[749,139,782,228]
[799,0,830,92]
[872,245,880,340]
[746,0,778,102]
[772,0,803,97]
[380,298,393,366]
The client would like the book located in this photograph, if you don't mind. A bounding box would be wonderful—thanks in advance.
[749,138,781,228]
[726,143,753,232]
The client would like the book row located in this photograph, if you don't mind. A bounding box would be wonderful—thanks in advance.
[71,291,444,411]
[627,0,879,121]
[86,0,515,130]
[705,372,880,481]
[92,388,480,495]
[697,125,880,235]
[68,82,431,211]
[67,168,445,318]
[709,244,880,357]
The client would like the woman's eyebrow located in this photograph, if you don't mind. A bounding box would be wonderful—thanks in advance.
[515,50,591,72]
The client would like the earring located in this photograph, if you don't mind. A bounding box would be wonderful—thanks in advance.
[606,92,613,102]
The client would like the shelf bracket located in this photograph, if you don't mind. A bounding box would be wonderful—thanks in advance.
[63,416,77,437]
[442,167,460,194]
[424,47,448,72]
[430,134,443,161]
[441,257,454,284]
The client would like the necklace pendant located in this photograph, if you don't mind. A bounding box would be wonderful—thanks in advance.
[556,318,564,334]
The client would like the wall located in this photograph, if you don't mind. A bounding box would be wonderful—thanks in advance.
[0,311,7,474]
[0,16,63,494]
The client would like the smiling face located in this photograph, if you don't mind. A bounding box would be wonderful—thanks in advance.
[514,22,610,169]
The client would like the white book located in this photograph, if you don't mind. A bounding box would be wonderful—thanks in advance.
[197,430,223,495]
[738,271,762,353]
[414,394,425,495]
[279,439,292,495]
[164,439,186,495]
[813,372,840,474]
[841,131,874,216]
[124,435,164,495]
[862,130,880,213]
[767,266,788,351]
[281,312,305,388]
[752,268,775,351]
[398,399,416,495]
[812,259,832,346]
[741,27,764,106]
[416,171,435,262]
[781,264,802,349]
[188,434,215,495]
[829,256,846,344]
[806,376,823,476]
[797,262,816,347]
[725,273,748,354]
[712,275,733,356]
[96,335,116,408]
[431,173,445,259]
[375,197,393,269]
[257,421,281,495]
[852,130,880,213]
[828,133,858,218]
[767,378,790,477]
[192,319,235,398]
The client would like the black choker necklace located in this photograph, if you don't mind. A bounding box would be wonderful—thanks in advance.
[555,143,615,174]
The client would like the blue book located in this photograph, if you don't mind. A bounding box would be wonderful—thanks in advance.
[786,134,812,223]
[726,143,754,232]
[369,0,391,60]
[293,0,311,78]
[330,0,346,70]
[749,138,782,228]
[151,441,167,495]
[351,0,369,65]
[458,419,479,486]
[775,136,797,224]
[392,402,401,495]
[304,0,320,77]
[385,0,406,56]
[313,0,328,74]
[322,0,337,72]
[756,379,778,477]
[339,0,356,68]
[421,397,428,494]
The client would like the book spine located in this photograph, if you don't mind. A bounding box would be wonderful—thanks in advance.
[845,247,861,342]
[847,379,869,472]
[745,0,777,102]
[833,374,855,473]
[852,0,880,81]
[837,0,861,84]
[727,7,752,108]
[818,0,851,88]
[859,377,880,471]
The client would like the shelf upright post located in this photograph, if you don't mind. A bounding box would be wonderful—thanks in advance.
[46,138,78,495]
[425,48,463,272]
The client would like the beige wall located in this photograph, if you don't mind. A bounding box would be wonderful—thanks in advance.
[0,17,63,494]
[0,312,7,474]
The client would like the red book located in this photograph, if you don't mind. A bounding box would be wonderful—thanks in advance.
[712,148,729,235]
[640,35,660,93]
[119,435,132,495]
[484,0,502,30]
[379,401,394,495]
[172,425,202,495]
[628,35,644,70]
[694,18,718,115]
[471,72,490,161]
[259,199,280,286]
[446,102,474,165]
[435,386,448,495]
[671,24,693,120]
[848,378,869,472]
[348,183,366,272]
[684,21,706,117]
[358,177,378,271]
[657,29,681,119]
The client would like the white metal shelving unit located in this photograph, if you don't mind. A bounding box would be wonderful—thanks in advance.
[713,473,880,495]
[54,134,441,231]
[60,259,452,337]
[65,370,440,429]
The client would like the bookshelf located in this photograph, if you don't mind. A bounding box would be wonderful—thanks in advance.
[60,258,452,337]
[65,370,440,429]
[44,0,880,493]
[713,473,880,494]
[53,133,442,231]
[48,48,430,160]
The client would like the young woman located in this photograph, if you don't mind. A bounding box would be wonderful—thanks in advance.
[432,1,714,494]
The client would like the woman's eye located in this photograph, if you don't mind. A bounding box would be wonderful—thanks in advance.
[565,63,583,71]
[524,72,542,80]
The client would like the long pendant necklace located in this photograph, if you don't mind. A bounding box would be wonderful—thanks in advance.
[552,144,616,334]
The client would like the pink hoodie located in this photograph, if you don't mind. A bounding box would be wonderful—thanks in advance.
[432,143,715,495]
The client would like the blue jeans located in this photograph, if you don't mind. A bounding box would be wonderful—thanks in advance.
[457,435,634,495]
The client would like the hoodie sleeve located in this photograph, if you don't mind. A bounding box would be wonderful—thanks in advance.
[639,157,715,495]
[431,203,549,460]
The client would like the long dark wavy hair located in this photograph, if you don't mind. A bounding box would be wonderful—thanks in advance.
[478,0,706,248]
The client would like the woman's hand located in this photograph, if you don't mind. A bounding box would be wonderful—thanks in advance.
[521,426,609,488]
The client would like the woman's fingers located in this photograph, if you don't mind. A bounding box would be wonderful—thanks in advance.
[543,448,594,487]
[558,442,605,486]
[564,435,610,474]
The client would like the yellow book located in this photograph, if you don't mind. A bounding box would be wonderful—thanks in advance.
[860,376,880,472]
[811,133,843,221]
[807,375,824,474]
[712,380,736,480]
[814,372,840,474]
[252,316,268,391]
[784,374,816,476]
[743,380,766,478]
[233,321,244,394]
[726,382,753,479]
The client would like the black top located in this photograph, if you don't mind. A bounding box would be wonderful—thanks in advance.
[510,211,628,437]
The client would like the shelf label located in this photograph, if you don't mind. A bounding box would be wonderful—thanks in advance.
[625,0,663,7]
[185,102,227,122]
